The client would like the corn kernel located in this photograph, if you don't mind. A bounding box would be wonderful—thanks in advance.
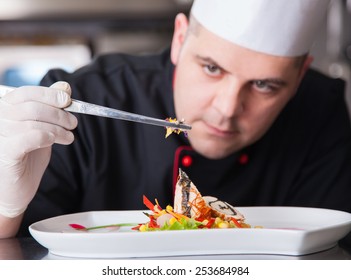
[215,217,222,224]
[218,222,229,228]
[139,225,147,232]
[169,217,177,225]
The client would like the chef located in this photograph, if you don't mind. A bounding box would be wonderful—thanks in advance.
[0,0,350,248]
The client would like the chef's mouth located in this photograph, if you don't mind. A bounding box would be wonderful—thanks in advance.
[202,121,239,137]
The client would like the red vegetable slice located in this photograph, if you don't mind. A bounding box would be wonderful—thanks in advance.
[69,223,87,230]
[231,217,242,228]
[143,195,156,211]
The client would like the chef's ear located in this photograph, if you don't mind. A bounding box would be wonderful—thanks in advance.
[170,13,189,65]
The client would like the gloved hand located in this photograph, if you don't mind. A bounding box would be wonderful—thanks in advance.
[0,81,78,218]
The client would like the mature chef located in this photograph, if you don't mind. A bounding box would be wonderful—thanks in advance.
[0,0,350,249]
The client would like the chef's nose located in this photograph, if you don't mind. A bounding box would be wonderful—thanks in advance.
[212,80,244,118]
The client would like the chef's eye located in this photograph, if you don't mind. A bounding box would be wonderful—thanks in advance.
[251,80,277,93]
[203,64,222,76]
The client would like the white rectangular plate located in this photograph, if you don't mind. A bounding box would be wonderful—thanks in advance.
[29,207,351,258]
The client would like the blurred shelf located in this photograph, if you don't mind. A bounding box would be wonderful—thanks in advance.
[0,0,193,21]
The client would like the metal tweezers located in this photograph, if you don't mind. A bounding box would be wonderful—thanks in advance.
[0,85,191,131]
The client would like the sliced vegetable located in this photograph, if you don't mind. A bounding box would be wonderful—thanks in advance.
[230,217,243,228]
[143,195,156,211]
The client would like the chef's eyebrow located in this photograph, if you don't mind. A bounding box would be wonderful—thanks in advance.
[253,78,287,87]
[195,55,229,73]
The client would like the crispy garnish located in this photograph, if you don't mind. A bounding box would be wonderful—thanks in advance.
[165,118,188,138]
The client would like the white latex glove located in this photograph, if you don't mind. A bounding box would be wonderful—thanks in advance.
[0,82,78,218]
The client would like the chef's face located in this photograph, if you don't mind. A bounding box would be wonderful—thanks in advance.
[171,14,311,160]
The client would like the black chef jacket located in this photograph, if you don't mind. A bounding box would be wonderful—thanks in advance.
[19,49,351,249]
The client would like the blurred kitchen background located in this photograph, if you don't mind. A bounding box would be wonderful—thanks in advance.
[0,0,350,117]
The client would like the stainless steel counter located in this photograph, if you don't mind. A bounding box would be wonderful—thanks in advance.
[1,237,350,260]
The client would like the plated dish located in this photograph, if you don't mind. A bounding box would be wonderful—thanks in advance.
[29,170,351,258]
[29,206,351,258]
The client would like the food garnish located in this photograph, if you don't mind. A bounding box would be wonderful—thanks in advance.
[165,118,188,138]
[133,169,259,231]
[69,169,260,232]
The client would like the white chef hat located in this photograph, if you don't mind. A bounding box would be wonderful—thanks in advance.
[191,0,330,57]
